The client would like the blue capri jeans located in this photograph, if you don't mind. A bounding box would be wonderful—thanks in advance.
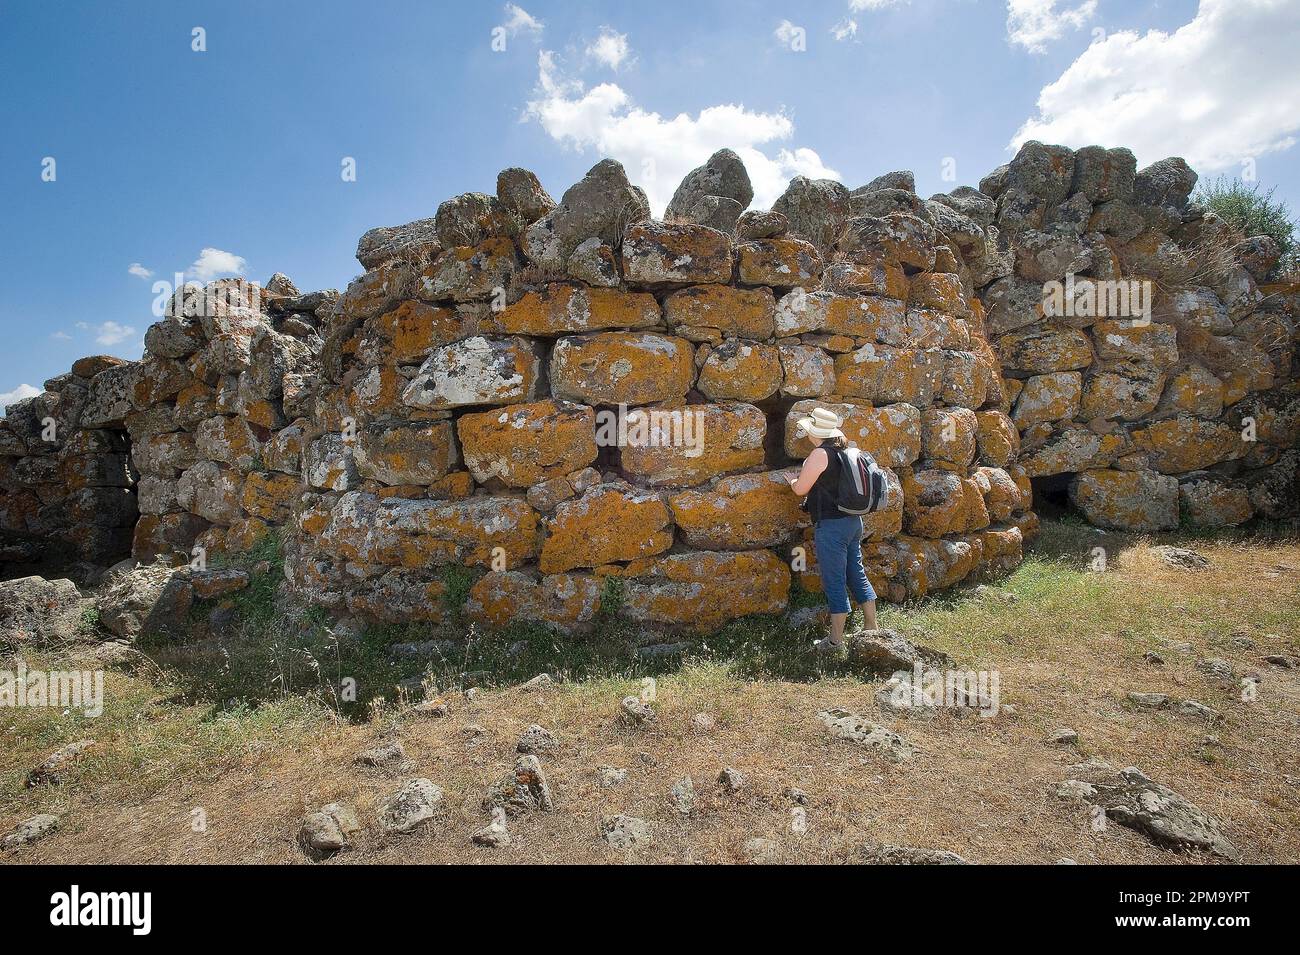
[814,515,877,614]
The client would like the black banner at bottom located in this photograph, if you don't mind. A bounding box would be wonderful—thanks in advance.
[1,863,1277,940]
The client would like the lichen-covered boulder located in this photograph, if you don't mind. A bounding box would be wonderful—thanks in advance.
[1178,473,1253,527]
[1069,469,1179,531]
[1013,372,1083,428]
[496,167,555,224]
[466,571,602,628]
[772,177,852,255]
[620,549,790,629]
[620,401,765,486]
[176,461,244,524]
[834,344,943,407]
[696,341,782,401]
[663,285,775,339]
[784,399,922,468]
[1130,416,1244,473]
[997,326,1093,374]
[665,149,754,223]
[550,332,695,405]
[539,482,673,573]
[622,221,733,287]
[736,238,823,287]
[355,217,441,270]
[778,344,836,397]
[494,285,660,336]
[354,422,459,486]
[457,400,597,489]
[402,336,542,409]
[669,471,807,550]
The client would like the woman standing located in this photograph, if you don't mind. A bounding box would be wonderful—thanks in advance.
[786,408,878,653]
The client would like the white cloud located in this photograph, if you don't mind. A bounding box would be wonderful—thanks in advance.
[831,19,859,41]
[525,50,839,214]
[50,331,72,341]
[188,248,247,281]
[774,20,804,49]
[0,383,40,414]
[94,321,136,347]
[1012,0,1300,172]
[587,27,631,70]
[850,0,908,10]
[501,3,543,38]
[127,262,153,279]
[1007,0,1098,54]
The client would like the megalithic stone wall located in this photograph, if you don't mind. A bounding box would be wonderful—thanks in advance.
[2,142,1296,631]
[0,356,137,566]
[977,143,1299,529]
[282,155,1036,629]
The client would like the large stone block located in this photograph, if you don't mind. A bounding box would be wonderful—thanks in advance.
[997,325,1093,374]
[354,422,460,486]
[695,341,782,401]
[620,549,791,629]
[669,471,807,550]
[622,221,733,287]
[403,336,542,410]
[415,238,516,303]
[1069,469,1179,531]
[456,399,597,489]
[495,285,661,335]
[783,400,921,468]
[550,332,695,405]
[539,482,673,573]
[319,491,539,570]
[834,344,943,407]
[466,571,603,628]
[1130,415,1245,473]
[620,401,765,486]
[736,238,823,287]
[663,285,775,339]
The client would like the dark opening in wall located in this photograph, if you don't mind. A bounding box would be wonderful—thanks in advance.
[1030,472,1074,520]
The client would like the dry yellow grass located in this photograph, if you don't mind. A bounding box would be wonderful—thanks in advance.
[2,522,1297,865]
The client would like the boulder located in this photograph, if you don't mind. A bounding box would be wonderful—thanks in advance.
[457,399,597,489]
[0,576,88,648]
[1069,469,1179,531]
[665,148,754,222]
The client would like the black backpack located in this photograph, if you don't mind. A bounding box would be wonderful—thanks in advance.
[834,446,887,515]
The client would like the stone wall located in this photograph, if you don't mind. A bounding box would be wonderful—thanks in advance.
[977,143,1299,529]
[0,357,137,569]
[3,141,1296,631]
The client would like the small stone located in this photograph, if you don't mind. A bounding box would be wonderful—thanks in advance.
[413,697,451,718]
[380,778,444,834]
[516,723,557,754]
[520,673,555,692]
[671,776,696,815]
[690,712,716,734]
[1175,699,1219,721]
[1050,728,1079,745]
[299,802,362,859]
[599,766,627,788]
[1,814,59,850]
[743,837,780,864]
[1150,545,1210,570]
[1126,692,1170,709]
[818,708,915,762]
[718,767,747,793]
[1143,651,1165,665]
[471,811,512,848]
[1197,658,1236,686]
[1055,780,1098,802]
[354,740,412,773]
[784,786,809,805]
[1055,858,1078,865]
[1265,655,1293,668]
[620,695,656,724]
[855,843,970,865]
[601,814,652,850]
[485,755,554,814]
[27,740,95,787]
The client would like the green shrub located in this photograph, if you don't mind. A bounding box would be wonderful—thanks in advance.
[1194,176,1297,277]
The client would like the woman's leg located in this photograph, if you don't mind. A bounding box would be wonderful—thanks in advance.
[845,518,878,631]
[814,519,852,646]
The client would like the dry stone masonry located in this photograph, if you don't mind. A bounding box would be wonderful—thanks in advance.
[2,142,1296,632]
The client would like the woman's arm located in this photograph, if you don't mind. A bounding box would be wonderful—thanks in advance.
[788,447,829,496]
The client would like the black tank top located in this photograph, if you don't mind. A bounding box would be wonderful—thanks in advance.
[806,440,843,524]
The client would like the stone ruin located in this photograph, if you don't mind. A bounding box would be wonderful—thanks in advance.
[1,142,1296,632]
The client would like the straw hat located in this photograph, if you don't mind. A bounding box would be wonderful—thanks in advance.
[794,407,845,441]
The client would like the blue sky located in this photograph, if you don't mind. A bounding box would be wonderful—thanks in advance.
[2,0,1298,409]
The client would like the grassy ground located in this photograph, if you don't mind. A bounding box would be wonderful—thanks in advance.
[2,519,1297,864]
